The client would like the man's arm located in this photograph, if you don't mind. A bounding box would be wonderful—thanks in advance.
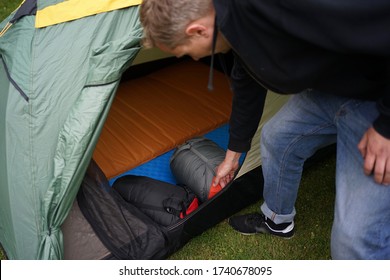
[214,56,267,187]
[227,55,267,152]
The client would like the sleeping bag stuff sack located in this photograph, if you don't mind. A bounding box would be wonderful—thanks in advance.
[112,175,199,227]
[170,137,225,202]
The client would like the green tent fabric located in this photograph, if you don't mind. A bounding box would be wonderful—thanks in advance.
[0,0,142,260]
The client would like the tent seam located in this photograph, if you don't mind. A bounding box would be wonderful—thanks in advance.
[29,23,41,259]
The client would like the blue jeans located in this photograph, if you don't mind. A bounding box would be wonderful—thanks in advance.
[260,90,390,259]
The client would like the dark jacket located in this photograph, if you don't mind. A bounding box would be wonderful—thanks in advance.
[213,0,390,152]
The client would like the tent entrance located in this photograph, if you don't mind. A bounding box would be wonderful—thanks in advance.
[63,57,236,259]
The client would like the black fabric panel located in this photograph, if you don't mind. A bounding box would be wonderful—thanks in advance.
[10,0,37,23]
[77,160,173,260]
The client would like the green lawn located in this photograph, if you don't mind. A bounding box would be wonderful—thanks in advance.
[0,1,20,22]
[0,1,337,260]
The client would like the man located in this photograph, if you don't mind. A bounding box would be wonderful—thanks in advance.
[140,0,390,259]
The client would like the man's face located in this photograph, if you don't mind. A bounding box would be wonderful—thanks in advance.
[157,34,213,61]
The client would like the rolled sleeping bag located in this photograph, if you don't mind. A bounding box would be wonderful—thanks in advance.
[112,175,199,227]
[170,137,225,202]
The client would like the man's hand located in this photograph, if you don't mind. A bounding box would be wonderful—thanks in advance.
[213,150,242,188]
[358,127,390,185]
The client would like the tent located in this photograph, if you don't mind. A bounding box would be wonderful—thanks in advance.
[0,0,289,260]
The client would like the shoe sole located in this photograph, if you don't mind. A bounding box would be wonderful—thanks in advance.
[235,228,295,239]
[230,221,295,239]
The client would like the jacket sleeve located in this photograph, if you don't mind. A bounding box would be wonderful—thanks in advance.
[373,61,390,138]
[228,55,267,152]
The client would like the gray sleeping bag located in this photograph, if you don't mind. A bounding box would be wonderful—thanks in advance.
[170,137,225,202]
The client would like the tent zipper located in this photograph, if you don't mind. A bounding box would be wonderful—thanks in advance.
[0,22,13,38]
[0,56,29,101]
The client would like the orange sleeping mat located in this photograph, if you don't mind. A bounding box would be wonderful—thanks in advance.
[93,60,232,179]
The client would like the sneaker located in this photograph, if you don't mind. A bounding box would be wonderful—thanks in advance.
[228,213,294,238]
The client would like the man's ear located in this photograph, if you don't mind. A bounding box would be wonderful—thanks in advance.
[185,23,209,38]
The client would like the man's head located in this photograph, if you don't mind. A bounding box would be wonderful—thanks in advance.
[140,0,230,60]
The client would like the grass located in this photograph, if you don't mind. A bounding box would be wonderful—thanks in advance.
[0,246,4,260]
[0,1,20,23]
[0,1,337,260]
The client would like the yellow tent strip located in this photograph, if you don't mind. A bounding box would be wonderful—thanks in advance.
[35,0,143,28]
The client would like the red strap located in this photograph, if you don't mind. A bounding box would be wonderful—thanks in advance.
[180,197,199,218]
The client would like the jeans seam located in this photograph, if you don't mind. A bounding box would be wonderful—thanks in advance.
[275,122,335,214]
